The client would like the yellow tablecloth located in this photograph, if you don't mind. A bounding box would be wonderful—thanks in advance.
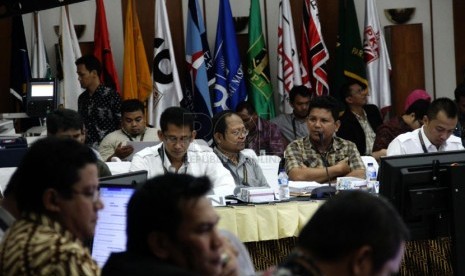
[216,200,324,243]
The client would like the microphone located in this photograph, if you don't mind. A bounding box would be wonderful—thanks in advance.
[318,132,324,145]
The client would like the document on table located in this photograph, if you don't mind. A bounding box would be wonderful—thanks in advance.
[124,141,160,161]
[288,181,329,194]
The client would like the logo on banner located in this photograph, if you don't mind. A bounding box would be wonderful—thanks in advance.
[363,26,379,64]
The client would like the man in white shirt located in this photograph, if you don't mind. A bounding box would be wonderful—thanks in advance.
[387,98,464,155]
[130,107,235,196]
[99,99,159,161]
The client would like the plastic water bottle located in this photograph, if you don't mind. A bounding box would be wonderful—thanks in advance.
[366,163,377,181]
[278,170,290,200]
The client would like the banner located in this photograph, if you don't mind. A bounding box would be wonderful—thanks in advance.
[150,0,183,128]
[277,0,307,113]
[122,0,152,102]
[212,0,247,113]
[247,0,275,119]
[333,0,367,101]
[183,0,214,140]
[301,0,329,97]
[31,12,51,79]
[94,0,120,93]
[10,14,31,108]
[59,6,82,110]
[364,0,391,114]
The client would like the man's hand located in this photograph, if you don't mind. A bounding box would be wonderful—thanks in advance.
[219,236,239,276]
[334,158,351,176]
[113,142,134,159]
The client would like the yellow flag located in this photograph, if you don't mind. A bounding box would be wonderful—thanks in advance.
[123,0,152,101]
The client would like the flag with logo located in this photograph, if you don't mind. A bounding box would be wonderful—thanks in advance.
[59,6,82,110]
[277,0,308,113]
[333,0,367,101]
[247,0,274,119]
[123,0,152,102]
[212,0,248,113]
[183,0,214,140]
[301,0,329,97]
[364,0,391,114]
[31,12,51,79]
[94,0,120,93]
[10,14,31,109]
[150,0,183,128]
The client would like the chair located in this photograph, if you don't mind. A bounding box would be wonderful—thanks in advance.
[361,156,379,175]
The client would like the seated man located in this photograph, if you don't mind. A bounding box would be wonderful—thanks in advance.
[373,98,430,158]
[336,80,383,159]
[47,108,111,177]
[130,107,235,195]
[285,96,365,183]
[99,99,159,161]
[236,101,287,157]
[271,85,311,143]
[102,173,239,276]
[212,111,269,194]
[0,137,102,275]
[387,97,464,155]
[267,191,409,275]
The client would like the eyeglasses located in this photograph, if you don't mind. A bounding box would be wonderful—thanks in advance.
[72,189,100,203]
[164,135,192,145]
[230,129,249,137]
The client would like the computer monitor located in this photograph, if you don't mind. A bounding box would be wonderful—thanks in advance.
[378,150,465,274]
[91,183,136,267]
[99,170,148,188]
[26,78,57,117]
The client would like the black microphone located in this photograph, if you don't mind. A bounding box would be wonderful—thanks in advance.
[318,132,324,145]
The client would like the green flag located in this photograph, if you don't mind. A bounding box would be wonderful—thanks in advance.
[247,0,275,119]
[332,0,367,101]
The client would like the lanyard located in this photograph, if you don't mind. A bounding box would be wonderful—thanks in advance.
[418,131,429,153]
[159,145,188,174]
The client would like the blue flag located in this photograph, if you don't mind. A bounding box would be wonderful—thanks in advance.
[212,0,247,113]
[183,0,214,140]
[10,14,31,110]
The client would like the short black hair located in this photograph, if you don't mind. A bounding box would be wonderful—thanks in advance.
[308,96,341,121]
[427,97,458,120]
[159,107,195,132]
[405,99,430,120]
[212,110,236,137]
[75,54,102,76]
[340,79,367,100]
[9,137,97,213]
[121,99,145,115]
[298,191,409,274]
[126,173,212,255]
[235,101,256,115]
[46,108,83,134]
[454,83,465,102]
[289,86,311,104]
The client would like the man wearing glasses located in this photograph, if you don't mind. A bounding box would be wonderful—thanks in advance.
[129,107,235,196]
[0,137,102,275]
[212,111,269,195]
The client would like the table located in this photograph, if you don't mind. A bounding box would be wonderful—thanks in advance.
[216,200,453,274]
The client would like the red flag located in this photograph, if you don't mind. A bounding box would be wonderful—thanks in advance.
[94,0,120,94]
[301,0,329,97]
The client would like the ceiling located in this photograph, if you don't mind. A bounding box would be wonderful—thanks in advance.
[0,0,89,19]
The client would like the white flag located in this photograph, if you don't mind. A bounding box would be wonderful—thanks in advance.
[149,0,183,127]
[277,0,307,114]
[363,0,391,114]
[59,6,82,110]
[31,12,51,78]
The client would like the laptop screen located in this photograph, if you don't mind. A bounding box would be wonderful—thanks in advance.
[91,184,136,267]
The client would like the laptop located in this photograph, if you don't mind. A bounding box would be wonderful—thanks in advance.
[99,170,148,187]
[91,183,136,268]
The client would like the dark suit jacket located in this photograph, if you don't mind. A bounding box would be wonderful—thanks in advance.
[337,104,383,155]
